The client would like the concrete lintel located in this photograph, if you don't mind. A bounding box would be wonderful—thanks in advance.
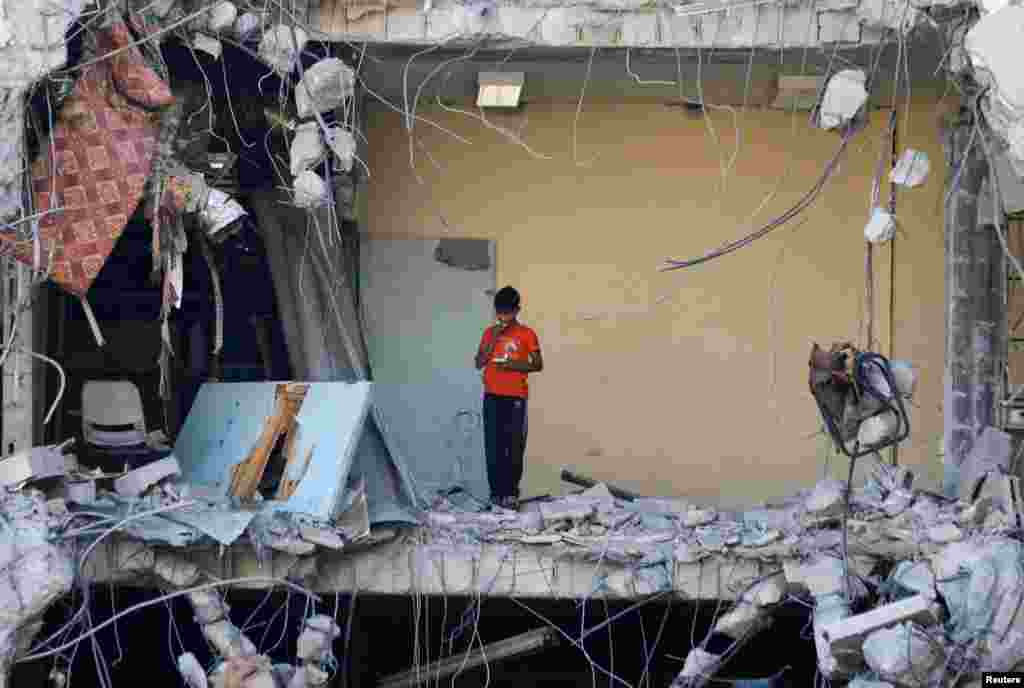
[313,0,896,48]
[81,536,805,601]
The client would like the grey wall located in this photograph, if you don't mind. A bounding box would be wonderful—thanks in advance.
[361,238,496,500]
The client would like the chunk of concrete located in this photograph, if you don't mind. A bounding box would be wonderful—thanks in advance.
[540,500,596,526]
[296,615,340,662]
[817,69,868,130]
[235,12,261,38]
[328,128,356,173]
[111,540,156,574]
[188,589,230,625]
[820,595,943,660]
[675,648,720,680]
[966,6,1024,175]
[258,25,307,75]
[113,455,181,497]
[203,619,258,658]
[299,526,345,550]
[295,58,354,119]
[293,170,328,208]
[813,593,852,678]
[59,480,96,503]
[712,573,786,638]
[682,507,717,527]
[289,122,325,176]
[155,552,201,588]
[193,34,223,59]
[805,479,845,516]
[958,427,1012,501]
[207,1,238,32]
[927,522,963,543]
[0,445,67,487]
[862,623,945,686]
[889,560,937,600]
[178,652,208,688]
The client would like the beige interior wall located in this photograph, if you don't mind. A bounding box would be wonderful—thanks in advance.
[364,99,949,508]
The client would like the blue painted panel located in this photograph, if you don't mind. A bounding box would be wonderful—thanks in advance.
[361,240,495,500]
[174,381,372,523]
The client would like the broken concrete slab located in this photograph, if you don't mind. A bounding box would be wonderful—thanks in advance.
[113,456,181,497]
[966,6,1024,176]
[862,623,945,687]
[0,445,66,488]
[926,522,963,543]
[712,573,786,638]
[821,595,943,661]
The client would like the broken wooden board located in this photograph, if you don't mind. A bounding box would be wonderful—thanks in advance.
[174,381,373,524]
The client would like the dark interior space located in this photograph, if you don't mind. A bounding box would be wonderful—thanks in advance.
[14,588,818,688]
[31,24,359,448]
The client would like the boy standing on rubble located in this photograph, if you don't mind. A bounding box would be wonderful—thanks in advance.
[474,286,543,510]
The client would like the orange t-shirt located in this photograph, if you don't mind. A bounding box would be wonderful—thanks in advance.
[480,323,540,399]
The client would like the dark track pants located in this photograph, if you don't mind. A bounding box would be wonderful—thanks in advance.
[483,393,527,501]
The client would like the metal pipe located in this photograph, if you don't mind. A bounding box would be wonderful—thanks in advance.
[559,467,640,501]
[376,628,559,688]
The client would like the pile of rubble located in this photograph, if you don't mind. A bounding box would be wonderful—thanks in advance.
[425,457,1024,687]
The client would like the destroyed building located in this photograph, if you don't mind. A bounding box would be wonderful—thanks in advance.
[1,0,1024,686]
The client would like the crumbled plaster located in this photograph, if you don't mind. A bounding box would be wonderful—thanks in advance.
[0,493,74,688]
[966,6,1024,176]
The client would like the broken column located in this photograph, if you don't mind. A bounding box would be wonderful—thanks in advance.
[943,103,1002,498]
[669,573,785,687]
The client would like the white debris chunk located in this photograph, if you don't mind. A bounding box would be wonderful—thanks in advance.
[204,619,258,658]
[331,127,360,173]
[813,593,852,677]
[258,25,308,76]
[864,207,896,244]
[0,445,66,487]
[682,507,717,527]
[178,653,209,688]
[193,34,223,59]
[293,170,328,208]
[863,623,945,687]
[207,1,238,32]
[677,648,720,679]
[289,122,325,176]
[806,479,845,516]
[114,455,181,497]
[817,70,868,130]
[713,573,786,638]
[848,680,894,688]
[295,58,355,119]
[296,615,340,662]
[927,522,963,543]
[966,7,1024,176]
[155,552,201,588]
[890,560,937,600]
[889,149,930,187]
[235,12,261,38]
